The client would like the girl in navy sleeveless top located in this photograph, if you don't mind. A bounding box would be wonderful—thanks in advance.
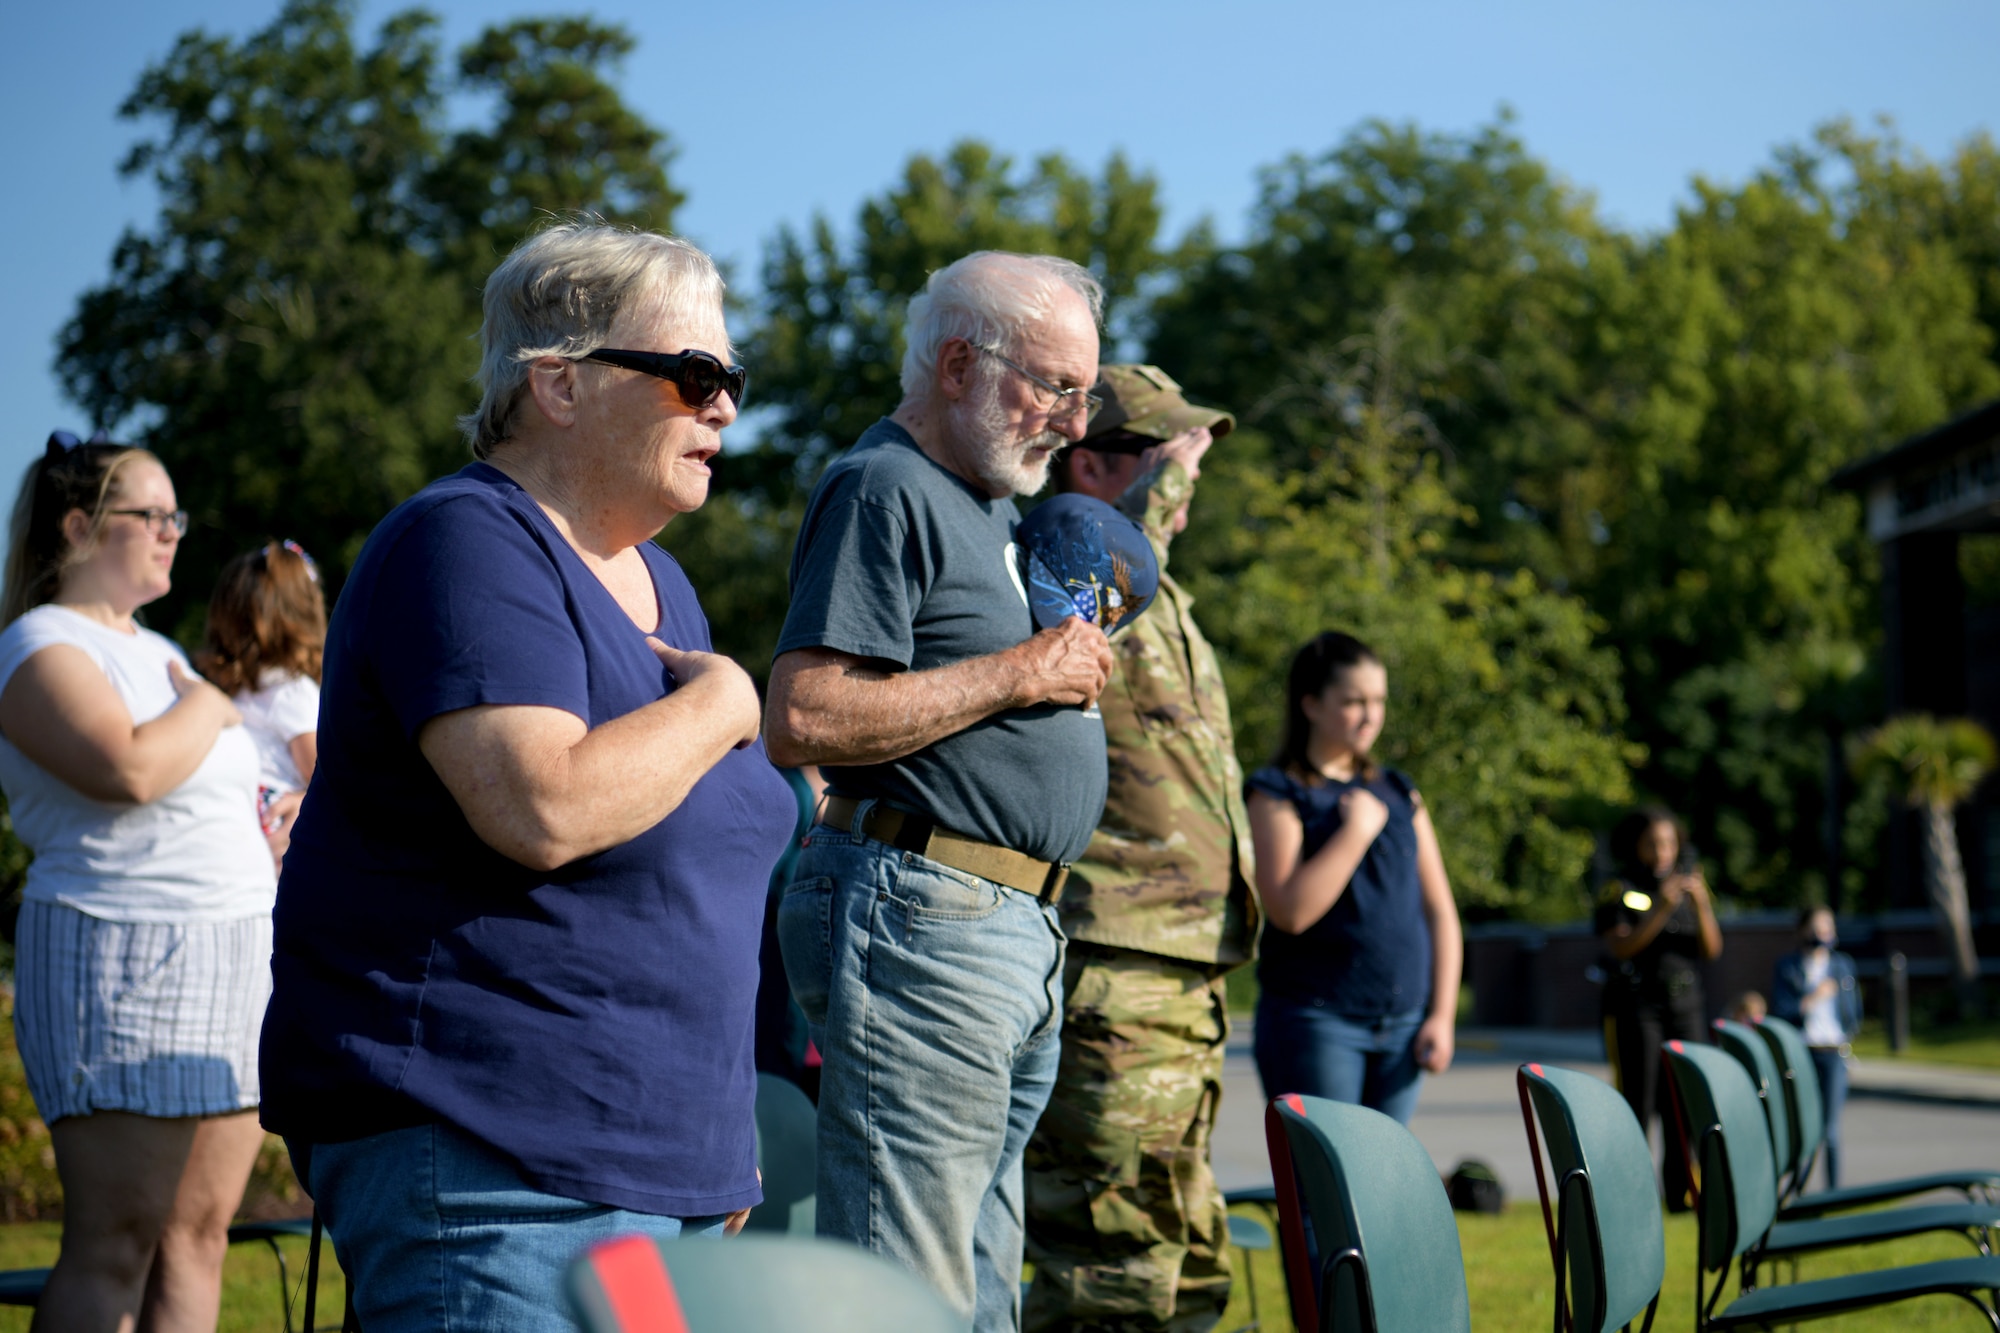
[1245,632,1463,1125]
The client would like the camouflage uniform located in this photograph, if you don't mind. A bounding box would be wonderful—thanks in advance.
[1025,367,1258,1333]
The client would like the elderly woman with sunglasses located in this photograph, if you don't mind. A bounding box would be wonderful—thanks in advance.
[258,223,796,1332]
[0,433,277,1332]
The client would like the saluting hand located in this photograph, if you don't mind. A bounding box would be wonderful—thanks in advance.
[650,642,761,749]
[1013,617,1115,709]
[1136,426,1215,483]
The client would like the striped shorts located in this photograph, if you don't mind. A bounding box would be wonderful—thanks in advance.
[13,900,271,1123]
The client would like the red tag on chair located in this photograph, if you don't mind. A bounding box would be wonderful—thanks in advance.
[587,1236,690,1333]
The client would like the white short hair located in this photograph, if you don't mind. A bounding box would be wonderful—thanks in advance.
[460,221,728,458]
[899,252,1104,400]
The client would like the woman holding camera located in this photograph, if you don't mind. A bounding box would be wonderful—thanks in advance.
[1596,805,1722,1207]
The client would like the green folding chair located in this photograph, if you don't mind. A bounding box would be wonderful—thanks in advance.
[1753,1015,2000,1219]
[1663,1040,2000,1329]
[745,1073,816,1236]
[1263,1092,1471,1333]
[1708,1023,1792,1189]
[1525,1056,2000,1332]
[1709,1019,1999,1284]
[565,1233,961,1332]
[0,1269,48,1308]
[1517,1062,1664,1333]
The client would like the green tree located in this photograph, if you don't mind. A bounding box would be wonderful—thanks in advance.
[1596,126,1999,904]
[1148,114,1641,586]
[1148,116,2000,912]
[1850,716,1997,1016]
[54,0,680,640]
[428,17,683,261]
[1176,308,1636,919]
[1820,123,2000,379]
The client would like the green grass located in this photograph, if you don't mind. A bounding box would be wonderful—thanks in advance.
[1218,1201,1997,1332]
[1224,968,1258,1019]
[1852,1017,2000,1071]
[0,1222,345,1333]
[0,1203,1986,1330]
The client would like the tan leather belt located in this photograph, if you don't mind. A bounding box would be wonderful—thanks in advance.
[817,796,1069,906]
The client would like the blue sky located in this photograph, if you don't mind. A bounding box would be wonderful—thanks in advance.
[5,0,1996,486]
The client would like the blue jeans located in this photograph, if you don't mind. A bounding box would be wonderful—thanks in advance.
[1810,1046,1850,1189]
[777,816,1065,1331]
[1253,998,1427,1126]
[291,1123,728,1332]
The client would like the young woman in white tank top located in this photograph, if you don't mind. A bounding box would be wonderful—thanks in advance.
[0,432,274,1330]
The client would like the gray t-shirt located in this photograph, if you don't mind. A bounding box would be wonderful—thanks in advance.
[775,419,1107,864]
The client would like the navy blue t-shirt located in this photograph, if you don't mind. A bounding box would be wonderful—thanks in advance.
[259,463,796,1217]
[1247,765,1432,1018]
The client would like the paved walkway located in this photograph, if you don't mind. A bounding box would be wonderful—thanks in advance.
[1848,1055,2000,1106]
[1211,1027,2000,1203]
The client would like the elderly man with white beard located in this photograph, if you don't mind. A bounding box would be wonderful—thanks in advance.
[766,250,1115,1330]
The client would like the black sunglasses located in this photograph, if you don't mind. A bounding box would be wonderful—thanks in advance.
[579,348,748,411]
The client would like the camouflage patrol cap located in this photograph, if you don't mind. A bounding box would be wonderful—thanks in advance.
[1078,364,1235,453]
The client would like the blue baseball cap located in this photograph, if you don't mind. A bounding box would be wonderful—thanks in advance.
[1015,494,1160,635]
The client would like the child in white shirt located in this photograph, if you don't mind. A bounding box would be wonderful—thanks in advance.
[198,540,325,840]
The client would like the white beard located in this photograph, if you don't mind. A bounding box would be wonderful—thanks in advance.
[943,368,1063,497]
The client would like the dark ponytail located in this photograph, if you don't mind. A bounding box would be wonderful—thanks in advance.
[1275,631,1383,782]
[3,432,157,626]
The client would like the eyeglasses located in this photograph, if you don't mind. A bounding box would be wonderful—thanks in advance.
[106,507,189,537]
[975,345,1102,424]
[578,348,748,411]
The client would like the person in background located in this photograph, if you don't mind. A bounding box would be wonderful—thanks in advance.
[1729,991,1768,1024]
[1772,905,1860,1188]
[0,431,275,1332]
[1245,631,1462,1127]
[197,539,326,871]
[1023,366,1256,1333]
[258,223,796,1331]
[1595,805,1722,1207]
[765,250,1112,1331]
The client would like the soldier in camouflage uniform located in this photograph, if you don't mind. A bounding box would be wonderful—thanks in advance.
[1024,366,1258,1333]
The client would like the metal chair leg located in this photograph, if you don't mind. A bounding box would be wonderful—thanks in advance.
[1239,1239,1261,1332]
[304,1211,322,1333]
[1225,1205,1276,1332]
[260,1235,294,1333]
